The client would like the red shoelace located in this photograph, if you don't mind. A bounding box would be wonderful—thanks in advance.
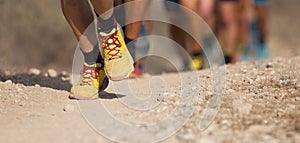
[101,30,122,60]
[80,65,99,86]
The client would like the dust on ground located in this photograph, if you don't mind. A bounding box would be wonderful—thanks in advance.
[0,57,299,143]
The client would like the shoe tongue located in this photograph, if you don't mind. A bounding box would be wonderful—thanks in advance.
[84,63,95,67]
[99,28,117,36]
[84,63,102,68]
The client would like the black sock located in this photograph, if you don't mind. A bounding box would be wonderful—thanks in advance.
[98,16,117,33]
[82,44,101,65]
[193,51,202,57]
[224,55,232,64]
[125,37,136,61]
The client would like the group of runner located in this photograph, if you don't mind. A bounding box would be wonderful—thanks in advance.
[114,0,269,73]
[164,0,269,69]
[60,0,269,99]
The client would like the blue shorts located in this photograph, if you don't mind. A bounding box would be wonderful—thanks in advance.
[254,0,268,6]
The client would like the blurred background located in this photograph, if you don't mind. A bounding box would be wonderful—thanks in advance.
[0,0,299,73]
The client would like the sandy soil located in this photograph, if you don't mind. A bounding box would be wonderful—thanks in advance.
[0,57,299,143]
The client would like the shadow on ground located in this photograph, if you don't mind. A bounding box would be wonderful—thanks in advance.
[0,72,127,100]
[0,73,72,91]
[98,91,126,99]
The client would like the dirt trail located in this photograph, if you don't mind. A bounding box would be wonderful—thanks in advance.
[0,57,299,143]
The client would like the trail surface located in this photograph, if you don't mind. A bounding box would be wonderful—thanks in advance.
[0,57,299,143]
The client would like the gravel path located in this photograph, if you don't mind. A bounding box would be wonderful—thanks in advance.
[0,57,299,143]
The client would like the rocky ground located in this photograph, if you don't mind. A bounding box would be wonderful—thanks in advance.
[1,0,300,142]
[0,57,299,143]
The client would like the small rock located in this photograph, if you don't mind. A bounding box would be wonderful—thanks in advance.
[158,92,170,101]
[61,71,68,76]
[4,80,13,85]
[270,70,275,75]
[61,76,70,81]
[18,101,26,106]
[266,62,273,68]
[63,104,74,112]
[29,68,41,75]
[14,99,20,103]
[34,84,40,87]
[181,131,195,141]
[43,73,49,77]
[163,92,169,96]
[47,69,58,78]
[228,89,235,93]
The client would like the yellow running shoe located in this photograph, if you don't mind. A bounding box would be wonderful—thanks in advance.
[99,27,134,81]
[189,56,203,70]
[69,62,109,100]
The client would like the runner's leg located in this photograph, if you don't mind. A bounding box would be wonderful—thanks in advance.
[218,0,238,63]
[61,0,95,53]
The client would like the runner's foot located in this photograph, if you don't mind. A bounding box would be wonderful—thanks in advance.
[130,62,143,78]
[99,26,134,80]
[189,55,203,70]
[69,62,109,100]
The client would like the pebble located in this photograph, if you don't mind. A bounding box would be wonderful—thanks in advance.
[63,104,74,112]
[43,73,49,77]
[29,68,41,75]
[4,80,13,85]
[18,101,26,106]
[181,131,195,141]
[61,76,70,81]
[61,71,68,76]
[266,62,273,68]
[228,89,235,93]
[270,70,275,75]
[14,99,20,103]
[34,84,40,87]
[47,69,58,78]
[163,92,169,96]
